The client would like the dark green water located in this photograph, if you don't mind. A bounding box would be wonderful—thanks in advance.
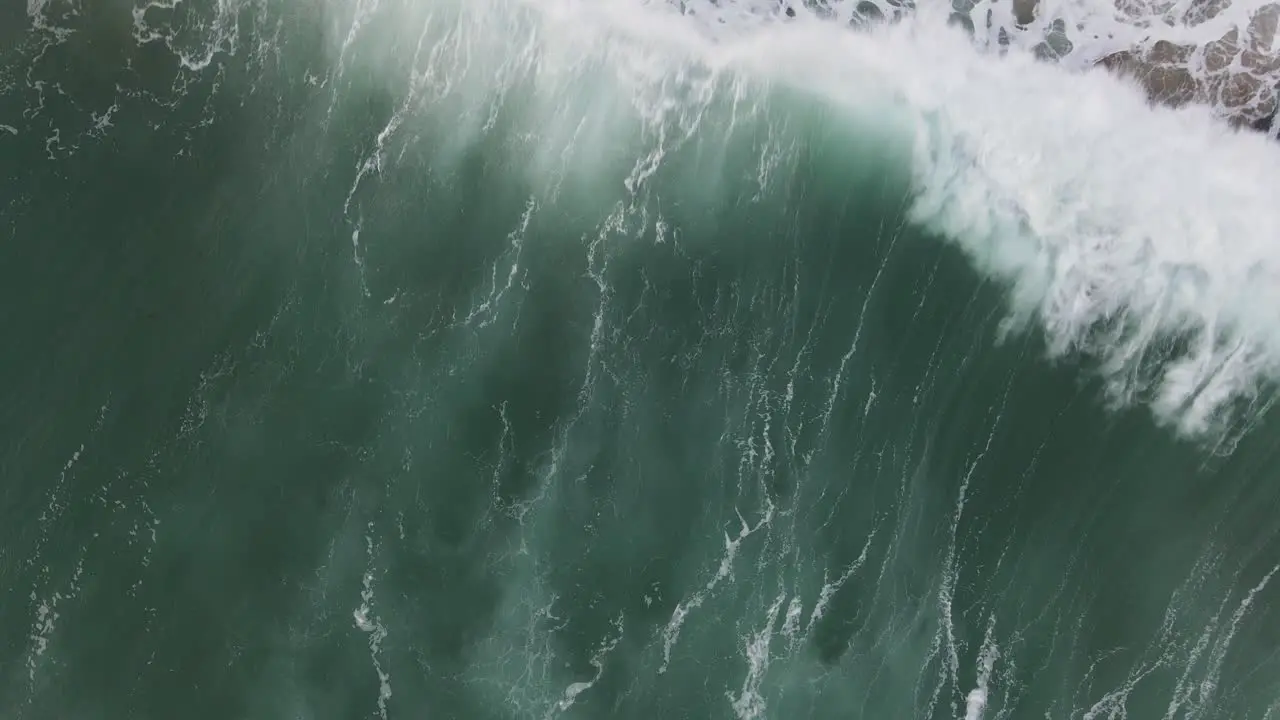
[3,2,1280,719]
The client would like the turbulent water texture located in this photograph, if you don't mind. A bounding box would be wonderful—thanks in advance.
[3,0,1280,719]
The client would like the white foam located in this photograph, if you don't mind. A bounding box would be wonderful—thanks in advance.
[354,530,392,720]
[407,0,1280,435]
[858,16,1280,436]
[787,0,1280,129]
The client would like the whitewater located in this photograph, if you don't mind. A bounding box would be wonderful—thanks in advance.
[366,0,1280,439]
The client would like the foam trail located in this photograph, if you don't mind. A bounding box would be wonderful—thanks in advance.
[353,529,391,720]
[965,615,1000,720]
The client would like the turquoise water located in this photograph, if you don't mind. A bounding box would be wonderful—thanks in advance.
[3,1,1280,718]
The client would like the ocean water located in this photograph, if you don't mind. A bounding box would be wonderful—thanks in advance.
[3,0,1280,718]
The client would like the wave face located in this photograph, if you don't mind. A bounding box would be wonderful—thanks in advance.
[3,1,1280,719]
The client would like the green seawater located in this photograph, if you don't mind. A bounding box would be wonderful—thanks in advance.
[2,2,1279,719]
